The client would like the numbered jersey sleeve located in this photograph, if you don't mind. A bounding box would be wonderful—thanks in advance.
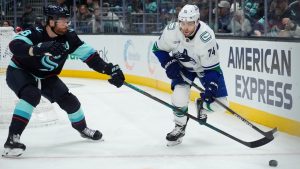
[195,23,228,97]
[153,22,181,67]
[9,27,43,57]
[195,24,220,71]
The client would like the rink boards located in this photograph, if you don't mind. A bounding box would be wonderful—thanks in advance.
[60,35,300,137]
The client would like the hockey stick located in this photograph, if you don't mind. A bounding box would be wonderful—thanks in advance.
[124,82,274,148]
[179,73,277,139]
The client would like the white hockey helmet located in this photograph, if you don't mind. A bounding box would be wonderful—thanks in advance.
[178,4,200,22]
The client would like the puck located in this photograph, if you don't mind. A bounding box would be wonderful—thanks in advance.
[269,160,278,167]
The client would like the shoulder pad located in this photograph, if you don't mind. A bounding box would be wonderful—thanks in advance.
[160,22,180,43]
[199,31,212,43]
[197,22,215,44]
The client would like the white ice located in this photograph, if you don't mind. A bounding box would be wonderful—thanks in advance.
[0,77,299,169]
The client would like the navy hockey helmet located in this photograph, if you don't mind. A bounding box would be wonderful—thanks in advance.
[44,5,70,18]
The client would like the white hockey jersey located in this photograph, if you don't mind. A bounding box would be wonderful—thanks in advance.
[156,21,220,73]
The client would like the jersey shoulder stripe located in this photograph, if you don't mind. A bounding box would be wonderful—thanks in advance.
[13,26,44,45]
[13,34,33,45]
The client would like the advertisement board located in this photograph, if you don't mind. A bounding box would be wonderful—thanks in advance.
[62,35,300,136]
[219,39,299,121]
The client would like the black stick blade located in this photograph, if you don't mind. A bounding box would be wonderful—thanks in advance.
[249,135,274,148]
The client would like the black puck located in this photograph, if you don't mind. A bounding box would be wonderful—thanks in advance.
[269,160,278,167]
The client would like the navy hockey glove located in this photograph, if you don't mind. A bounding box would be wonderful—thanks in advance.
[200,81,218,104]
[164,59,181,79]
[32,41,66,56]
[106,63,125,88]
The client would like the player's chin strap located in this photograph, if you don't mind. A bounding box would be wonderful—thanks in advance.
[179,72,277,139]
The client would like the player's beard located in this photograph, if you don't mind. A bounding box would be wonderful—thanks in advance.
[181,27,196,37]
[180,21,199,38]
[184,30,193,37]
[53,26,68,35]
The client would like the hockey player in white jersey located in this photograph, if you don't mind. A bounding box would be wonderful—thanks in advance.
[152,4,228,146]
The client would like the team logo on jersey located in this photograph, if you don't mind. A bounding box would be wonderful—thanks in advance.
[40,56,59,71]
[200,31,212,43]
[173,49,196,65]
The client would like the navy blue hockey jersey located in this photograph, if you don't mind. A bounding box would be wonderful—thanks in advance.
[9,26,96,78]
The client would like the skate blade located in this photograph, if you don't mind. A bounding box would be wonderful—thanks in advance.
[83,138,105,142]
[167,138,183,147]
[2,148,24,158]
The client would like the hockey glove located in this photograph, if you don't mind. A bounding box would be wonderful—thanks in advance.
[164,58,181,79]
[32,41,66,56]
[106,63,125,88]
[200,81,218,105]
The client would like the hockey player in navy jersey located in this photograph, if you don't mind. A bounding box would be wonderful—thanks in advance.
[2,4,125,157]
[152,4,228,146]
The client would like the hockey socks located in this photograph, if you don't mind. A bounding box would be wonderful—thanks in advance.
[9,99,34,135]
[167,107,189,146]
[68,107,87,131]
[67,107,102,140]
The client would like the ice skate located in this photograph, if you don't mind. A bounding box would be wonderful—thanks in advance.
[195,98,208,124]
[80,127,102,140]
[166,124,187,146]
[2,134,26,158]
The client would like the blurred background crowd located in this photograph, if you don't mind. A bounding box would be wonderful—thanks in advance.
[0,0,299,38]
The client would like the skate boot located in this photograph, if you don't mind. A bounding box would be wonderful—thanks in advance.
[2,134,26,158]
[166,124,187,146]
[79,127,102,140]
[195,98,207,124]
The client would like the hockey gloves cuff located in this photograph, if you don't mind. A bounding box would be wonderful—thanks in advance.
[106,63,125,88]
[164,59,181,79]
[32,41,66,56]
[200,81,218,105]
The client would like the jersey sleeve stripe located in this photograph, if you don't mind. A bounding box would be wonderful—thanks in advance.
[70,42,96,61]
[68,108,85,123]
[202,62,220,69]
[152,42,160,52]
[13,35,33,45]
[9,60,20,69]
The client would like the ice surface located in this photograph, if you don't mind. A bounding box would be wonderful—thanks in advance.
[1,78,299,169]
